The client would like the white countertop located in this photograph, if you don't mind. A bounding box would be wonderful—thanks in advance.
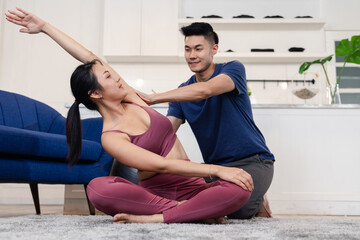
[65,103,360,110]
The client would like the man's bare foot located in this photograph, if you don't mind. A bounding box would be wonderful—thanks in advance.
[113,213,164,223]
[202,217,226,224]
[255,194,273,218]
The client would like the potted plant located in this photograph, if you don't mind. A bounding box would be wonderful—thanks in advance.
[299,35,360,104]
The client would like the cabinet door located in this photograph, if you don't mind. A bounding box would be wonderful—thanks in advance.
[103,0,141,56]
[141,0,178,56]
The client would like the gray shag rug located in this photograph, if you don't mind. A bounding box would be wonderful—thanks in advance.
[0,215,359,240]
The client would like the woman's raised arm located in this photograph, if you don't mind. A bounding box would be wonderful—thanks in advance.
[5,7,137,96]
[6,7,95,63]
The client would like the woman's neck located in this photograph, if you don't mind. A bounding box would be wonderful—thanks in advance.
[98,100,129,131]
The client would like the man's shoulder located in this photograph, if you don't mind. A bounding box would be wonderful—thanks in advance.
[221,60,245,70]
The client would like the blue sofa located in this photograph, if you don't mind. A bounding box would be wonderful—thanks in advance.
[0,90,114,215]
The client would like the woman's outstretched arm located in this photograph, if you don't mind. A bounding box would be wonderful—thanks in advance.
[6,7,95,63]
[5,7,137,97]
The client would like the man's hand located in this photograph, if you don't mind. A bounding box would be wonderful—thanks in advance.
[135,89,157,105]
[5,7,46,34]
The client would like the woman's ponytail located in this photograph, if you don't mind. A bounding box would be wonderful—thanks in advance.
[66,59,103,167]
[66,100,82,167]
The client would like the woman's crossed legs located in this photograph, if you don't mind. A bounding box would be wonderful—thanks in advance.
[86,175,251,223]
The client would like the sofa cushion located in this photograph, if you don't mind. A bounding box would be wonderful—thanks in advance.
[0,125,101,162]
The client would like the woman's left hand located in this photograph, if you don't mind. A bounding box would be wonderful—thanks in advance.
[5,7,45,34]
[215,166,254,192]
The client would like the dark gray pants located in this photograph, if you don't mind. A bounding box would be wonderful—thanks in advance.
[208,155,274,219]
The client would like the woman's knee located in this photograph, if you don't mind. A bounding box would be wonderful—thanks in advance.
[218,180,252,207]
[86,177,128,204]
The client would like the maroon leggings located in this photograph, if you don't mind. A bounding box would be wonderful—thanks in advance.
[87,173,251,223]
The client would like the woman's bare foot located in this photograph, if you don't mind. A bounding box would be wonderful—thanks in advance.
[177,200,187,206]
[113,213,164,223]
[113,200,187,223]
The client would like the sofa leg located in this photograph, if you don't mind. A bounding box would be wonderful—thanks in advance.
[29,183,41,215]
[84,184,95,215]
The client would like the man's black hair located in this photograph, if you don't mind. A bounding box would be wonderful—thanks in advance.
[180,22,219,44]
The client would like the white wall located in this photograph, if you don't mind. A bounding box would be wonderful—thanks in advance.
[320,0,360,30]
[0,0,103,116]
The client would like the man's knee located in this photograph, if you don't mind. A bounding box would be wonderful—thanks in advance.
[227,196,263,219]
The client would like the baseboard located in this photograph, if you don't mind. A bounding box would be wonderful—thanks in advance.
[268,192,360,215]
[270,200,360,215]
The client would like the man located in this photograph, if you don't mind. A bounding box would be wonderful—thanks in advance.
[137,22,274,219]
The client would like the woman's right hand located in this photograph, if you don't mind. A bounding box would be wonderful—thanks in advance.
[214,166,254,192]
[5,7,45,34]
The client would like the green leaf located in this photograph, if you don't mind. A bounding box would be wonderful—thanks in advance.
[320,55,333,64]
[298,56,332,74]
[335,39,352,56]
[311,59,321,64]
[299,62,311,74]
[351,35,360,52]
[348,50,360,64]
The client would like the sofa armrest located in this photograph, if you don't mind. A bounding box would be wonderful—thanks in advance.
[0,125,101,162]
[81,117,104,143]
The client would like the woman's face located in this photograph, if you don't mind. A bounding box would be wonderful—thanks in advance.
[91,62,128,102]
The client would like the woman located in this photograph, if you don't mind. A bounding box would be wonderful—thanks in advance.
[5,8,253,224]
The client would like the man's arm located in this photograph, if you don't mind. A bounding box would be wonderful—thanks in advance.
[136,73,235,105]
[167,116,183,132]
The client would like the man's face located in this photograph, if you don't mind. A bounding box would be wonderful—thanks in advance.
[184,35,217,73]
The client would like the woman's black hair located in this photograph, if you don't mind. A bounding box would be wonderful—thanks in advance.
[180,22,219,44]
[66,59,103,167]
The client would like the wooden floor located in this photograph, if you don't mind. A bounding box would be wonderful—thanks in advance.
[0,204,107,218]
[1,204,359,219]
[0,204,64,218]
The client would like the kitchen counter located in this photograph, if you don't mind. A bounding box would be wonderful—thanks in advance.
[151,103,360,109]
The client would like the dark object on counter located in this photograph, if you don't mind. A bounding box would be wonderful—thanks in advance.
[264,15,284,18]
[225,49,235,52]
[186,16,194,19]
[251,48,275,52]
[233,14,255,18]
[201,15,223,18]
[295,16,313,18]
[289,47,305,52]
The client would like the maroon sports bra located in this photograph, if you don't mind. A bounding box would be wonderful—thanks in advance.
[102,103,177,157]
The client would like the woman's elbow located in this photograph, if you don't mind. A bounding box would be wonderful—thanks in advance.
[152,160,171,174]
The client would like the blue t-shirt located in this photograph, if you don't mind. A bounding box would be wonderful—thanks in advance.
[167,60,275,165]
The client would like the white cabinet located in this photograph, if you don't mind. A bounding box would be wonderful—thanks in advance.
[178,18,328,63]
[103,0,178,62]
[103,0,142,57]
[102,1,330,64]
